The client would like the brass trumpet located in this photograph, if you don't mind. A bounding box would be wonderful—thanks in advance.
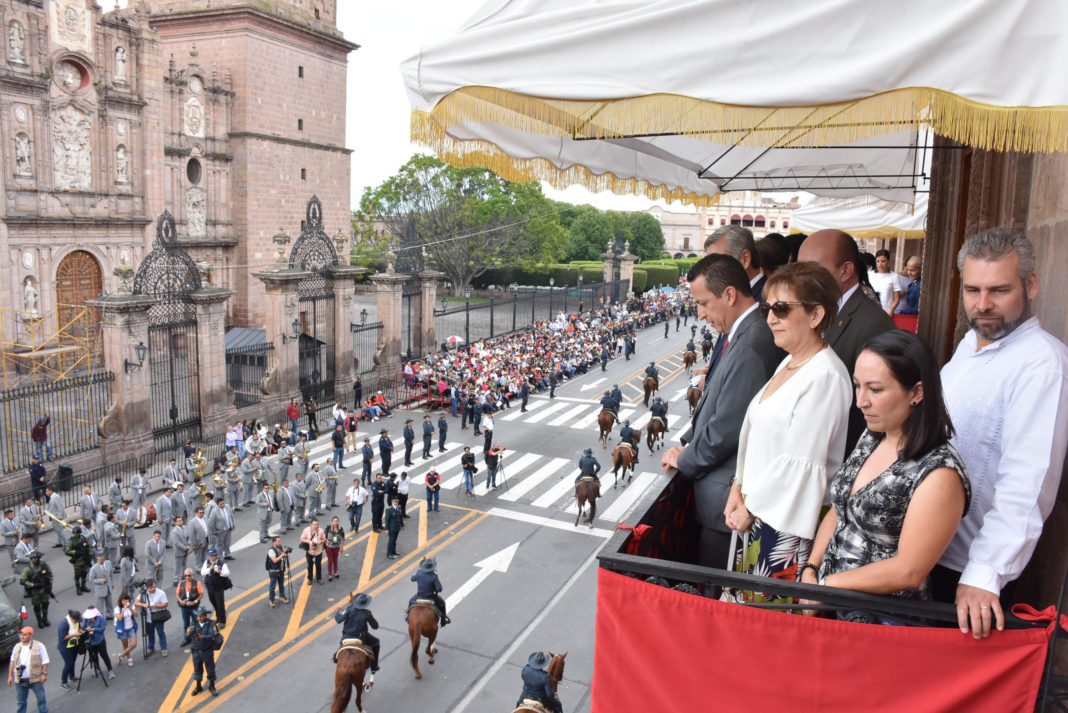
[315,480,327,494]
[301,449,309,463]
[197,481,210,507]
[41,509,74,533]
[212,474,226,487]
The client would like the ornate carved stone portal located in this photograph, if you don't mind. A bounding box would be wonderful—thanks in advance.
[186,186,206,236]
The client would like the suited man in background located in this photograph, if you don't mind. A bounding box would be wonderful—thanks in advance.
[155,486,175,545]
[44,486,68,551]
[80,486,101,524]
[164,458,182,488]
[799,229,895,452]
[661,254,783,568]
[170,515,192,585]
[88,551,114,620]
[277,479,295,533]
[145,529,166,583]
[704,225,766,301]
[208,497,235,560]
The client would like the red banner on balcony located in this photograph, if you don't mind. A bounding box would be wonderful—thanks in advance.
[592,568,1051,713]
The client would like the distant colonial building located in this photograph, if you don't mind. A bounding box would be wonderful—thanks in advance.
[648,191,800,257]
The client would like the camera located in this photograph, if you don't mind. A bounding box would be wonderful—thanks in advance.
[15,664,26,679]
[130,578,150,591]
[283,546,293,554]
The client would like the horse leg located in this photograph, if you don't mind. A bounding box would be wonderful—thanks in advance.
[426,625,437,665]
[574,495,584,527]
[410,626,422,679]
[588,496,596,528]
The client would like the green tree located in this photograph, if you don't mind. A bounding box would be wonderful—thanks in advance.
[354,155,567,294]
[627,212,665,261]
[566,211,613,261]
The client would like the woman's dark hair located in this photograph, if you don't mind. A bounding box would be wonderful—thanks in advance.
[859,330,954,461]
[763,261,840,333]
[122,546,134,559]
[68,609,82,621]
[875,248,891,260]
[861,251,877,271]
[117,593,130,607]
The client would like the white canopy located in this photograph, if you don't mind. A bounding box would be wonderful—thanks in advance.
[403,0,1067,206]
[790,194,928,240]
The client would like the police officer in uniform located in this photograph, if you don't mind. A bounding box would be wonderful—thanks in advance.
[421,415,434,459]
[437,413,448,453]
[187,605,220,697]
[402,419,415,467]
[650,396,669,431]
[610,383,623,409]
[644,361,660,390]
[618,420,640,466]
[517,651,562,713]
[370,474,388,532]
[520,381,530,412]
[334,592,380,673]
[576,448,601,485]
[410,558,450,627]
[360,439,374,486]
[599,391,617,417]
[378,430,393,476]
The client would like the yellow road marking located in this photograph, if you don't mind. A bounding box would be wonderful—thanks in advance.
[358,530,378,590]
[283,568,312,640]
[178,508,487,713]
[164,608,244,711]
[623,344,691,403]
[416,499,428,548]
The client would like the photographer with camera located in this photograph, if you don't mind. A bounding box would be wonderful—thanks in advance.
[132,579,169,658]
[486,444,506,489]
[80,605,115,680]
[114,593,138,666]
[7,625,48,713]
[186,606,221,697]
[266,536,290,607]
[57,610,82,688]
[200,549,231,628]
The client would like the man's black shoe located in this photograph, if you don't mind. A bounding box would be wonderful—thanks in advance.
[191,683,203,697]
[209,686,219,697]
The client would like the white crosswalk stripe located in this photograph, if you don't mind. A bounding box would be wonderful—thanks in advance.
[524,401,570,424]
[500,400,542,421]
[670,388,687,402]
[598,472,666,521]
[630,411,653,429]
[531,473,579,509]
[472,452,541,496]
[569,406,605,430]
[548,404,592,427]
[497,457,569,501]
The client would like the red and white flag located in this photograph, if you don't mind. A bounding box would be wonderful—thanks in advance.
[19,603,27,620]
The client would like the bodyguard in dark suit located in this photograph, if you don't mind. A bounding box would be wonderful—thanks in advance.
[378,430,393,475]
[421,416,434,458]
[437,414,448,453]
[662,254,783,568]
[799,229,895,452]
[402,419,415,466]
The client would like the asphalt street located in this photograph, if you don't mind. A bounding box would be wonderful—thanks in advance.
[5,318,703,713]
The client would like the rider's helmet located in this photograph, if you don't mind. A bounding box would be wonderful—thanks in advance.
[623,420,631,427]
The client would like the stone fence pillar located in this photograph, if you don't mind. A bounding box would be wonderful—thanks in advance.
[419,269,445,356]
[88,293,156,457]
[370,272,409,375]
[326,265,367,399]
[618,252,638,298]
[253,270,311,403]
[190,288,235,434]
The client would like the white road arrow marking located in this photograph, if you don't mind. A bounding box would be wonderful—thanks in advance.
[445,542,519,611]
[579,378,607,391]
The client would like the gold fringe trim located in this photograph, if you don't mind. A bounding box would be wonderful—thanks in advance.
[788,226,926,240]
[412,112,725,207]
[417,85,1068,154]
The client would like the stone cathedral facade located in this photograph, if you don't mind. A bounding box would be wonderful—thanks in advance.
[1,0,355,342]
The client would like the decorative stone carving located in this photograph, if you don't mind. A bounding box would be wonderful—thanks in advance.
[114,46,127,82]
[113,264,134,295]
[8,22,25,64]
[56,60,82,92]
[52,2,91,53]
[384,248,396,274]
[116,145,129,183]
[272,227,291,266]
[186,186,206,237]
[51,106,92,191]
[14,134,32,176]
[120,248,130,265]
[189,75,202,94]
[116,120,127,137]
[184,96,204,137]
[22,251,35,269]
[14,105,27,123]
[23,278,39,317]
[196,260,212,285]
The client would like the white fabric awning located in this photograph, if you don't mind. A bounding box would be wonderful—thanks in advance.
[403,0,1067,206]
[790,194,928,239]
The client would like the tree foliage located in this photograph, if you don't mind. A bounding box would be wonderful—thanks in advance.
[566,210,614,261]
[627,212,666,261]
[353,155,567,294]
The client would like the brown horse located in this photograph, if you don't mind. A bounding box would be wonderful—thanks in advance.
[611,443,636,488]
[642,376,658,407]
[597,410,616,449]
[683,350,697,372]
[331,646,374,713]
[513,652,568,713]
[646,417,666,454]
[574,478,599,527]
[408,604,438,679]
[701,338,712,361]
[686,386,702,415]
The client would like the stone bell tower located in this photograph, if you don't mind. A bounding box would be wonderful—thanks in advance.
[139,0,358,326]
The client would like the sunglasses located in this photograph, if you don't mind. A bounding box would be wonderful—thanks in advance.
[759,301,810,319]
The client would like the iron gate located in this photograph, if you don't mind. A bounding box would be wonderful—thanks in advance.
[289,196,341,405]
[134,211,203,450]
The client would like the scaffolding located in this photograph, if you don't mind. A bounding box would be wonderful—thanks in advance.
[0,305,108,472]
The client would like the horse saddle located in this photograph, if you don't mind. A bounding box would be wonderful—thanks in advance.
[515,700,552,713]
[598,409,615,417]
[333,639,373,663]
[577,476,598,483]
[405,599,442,622]
[650,416,666,427]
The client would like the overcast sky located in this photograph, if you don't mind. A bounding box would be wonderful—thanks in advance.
[338,1,663,213]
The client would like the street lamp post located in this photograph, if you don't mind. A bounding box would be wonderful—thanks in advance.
[464,287,471,345]
[548,276,555,319]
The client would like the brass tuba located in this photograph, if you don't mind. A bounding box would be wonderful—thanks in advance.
[193,448,208,478]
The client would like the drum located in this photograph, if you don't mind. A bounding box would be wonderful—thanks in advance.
[136,504,157,527]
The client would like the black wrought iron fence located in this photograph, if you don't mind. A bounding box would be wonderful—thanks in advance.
[0,371,114,474]
[0,456,137,515]
[226,342,275,408]
[351,321,383,375]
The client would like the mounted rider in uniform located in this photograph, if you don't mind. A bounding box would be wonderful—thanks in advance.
[618,420,640,465]
[599,391,617,417]
[334,592,380,673]
[644,361,659,389]
[409,558,450,627]
[575,449,601,484]
[609,383,622,408]
[650,396,669,432]
[686,338,697,354]
[517,651,562,713]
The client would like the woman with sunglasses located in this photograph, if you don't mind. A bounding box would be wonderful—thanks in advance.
[724,262,852,601]
[800,331,969,621]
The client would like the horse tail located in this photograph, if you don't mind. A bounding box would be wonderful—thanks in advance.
[331,660,354,713]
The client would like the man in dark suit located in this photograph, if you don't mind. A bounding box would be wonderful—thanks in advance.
[799,229,896,452]
[661,254,783,568]
[704,225,766,301]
